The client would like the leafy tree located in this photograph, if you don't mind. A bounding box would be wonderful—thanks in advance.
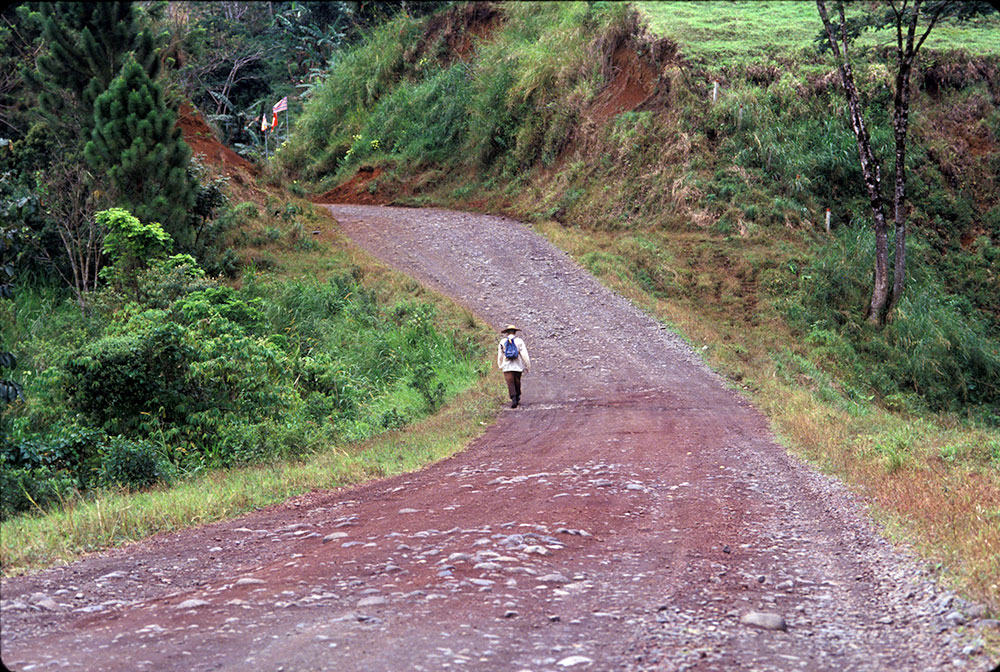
[0,197,24,455]
[97,207,172,299]
[85,57,197,248]
[815,0,996,324]
[21,1,162,143]
[1,4,42,139]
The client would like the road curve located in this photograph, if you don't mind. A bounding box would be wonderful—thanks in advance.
[0,205,989,672]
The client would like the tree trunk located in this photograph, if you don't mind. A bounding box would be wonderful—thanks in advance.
[888,58,911,318]
[887,0,945,317]
[817,0,891,324]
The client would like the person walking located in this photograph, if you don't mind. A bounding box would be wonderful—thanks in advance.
[497,324,530,408]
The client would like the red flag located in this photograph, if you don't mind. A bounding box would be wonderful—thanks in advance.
[272,111,278,129]
[272,97,288,114]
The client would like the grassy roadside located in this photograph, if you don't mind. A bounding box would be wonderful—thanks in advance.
[529,219,1000,610]
[0,375,500,574]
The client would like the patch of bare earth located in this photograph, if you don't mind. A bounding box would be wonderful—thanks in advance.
[311,166,390,205]
[1,206,995,671]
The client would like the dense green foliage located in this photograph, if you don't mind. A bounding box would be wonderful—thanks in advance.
[283,2,1000,423]
[2,210,481,520]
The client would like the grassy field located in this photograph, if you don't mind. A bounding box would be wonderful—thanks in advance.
[635,1,1000,63]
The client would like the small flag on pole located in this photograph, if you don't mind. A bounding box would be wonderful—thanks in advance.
[272,111,278,129]
[273,97,288,114]
[260,111,269,132]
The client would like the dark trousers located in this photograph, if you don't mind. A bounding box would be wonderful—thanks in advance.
[503,371,522,399]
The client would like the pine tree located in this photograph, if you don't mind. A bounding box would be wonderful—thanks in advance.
[85,56,196,248]
[23,1,160,141]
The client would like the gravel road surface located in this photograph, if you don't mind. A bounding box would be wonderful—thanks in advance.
[1,205,994,672]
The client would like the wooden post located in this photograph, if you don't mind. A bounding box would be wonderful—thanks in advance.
[713,80,718,103]
[825,208,831,233]
[738,103,743,130]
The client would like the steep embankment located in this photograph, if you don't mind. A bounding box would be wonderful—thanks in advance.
[287,2,1000,608]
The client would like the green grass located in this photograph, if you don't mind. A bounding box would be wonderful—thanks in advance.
[635,1,1000,63]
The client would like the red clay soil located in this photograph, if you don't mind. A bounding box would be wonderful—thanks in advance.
[589,46,658,124]
[311,167,392,205]
[1,205,992,672]
[411,2,503,64]
[176,103,256,174]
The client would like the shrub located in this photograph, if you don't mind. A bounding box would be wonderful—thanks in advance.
[97,208,174,299]
[64,319,196,434]
[98,437,170,490]
[2,424,106,489]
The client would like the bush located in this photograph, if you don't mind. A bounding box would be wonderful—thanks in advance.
[98,437,171,490]
[64,319,196,434]
[2,424,106,489]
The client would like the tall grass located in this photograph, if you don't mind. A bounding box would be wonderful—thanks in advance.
[281,1,629,181]
[788,228,1000,421]
[280,13,423,177]
[340,63,474,173]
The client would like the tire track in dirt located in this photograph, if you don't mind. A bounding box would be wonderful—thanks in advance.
[0,205,990,672]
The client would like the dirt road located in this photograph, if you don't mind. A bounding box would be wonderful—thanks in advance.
[1,205,993,671]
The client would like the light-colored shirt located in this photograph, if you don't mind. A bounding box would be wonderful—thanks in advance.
[497,335,530,373]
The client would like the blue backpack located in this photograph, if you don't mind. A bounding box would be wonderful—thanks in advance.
[503,336,519,360]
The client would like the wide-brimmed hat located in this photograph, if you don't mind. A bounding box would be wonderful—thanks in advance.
[500,324,520,333]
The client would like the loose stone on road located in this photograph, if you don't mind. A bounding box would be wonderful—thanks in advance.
[1,205,993,671]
